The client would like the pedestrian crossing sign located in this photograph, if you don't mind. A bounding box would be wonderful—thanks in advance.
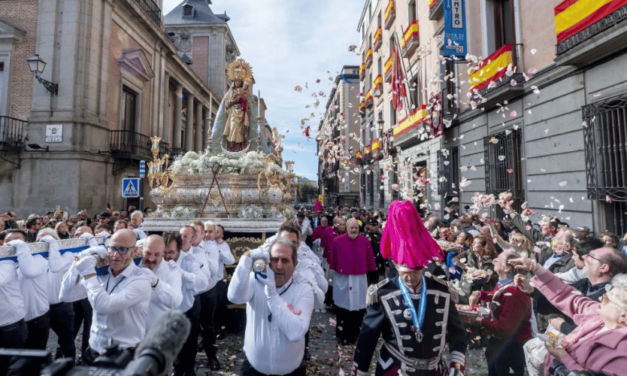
[122,178,140,198]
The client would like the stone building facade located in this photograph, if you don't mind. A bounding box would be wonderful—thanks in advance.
[0,0,237,216]
[355,0,627,235]
[317,66,361,208]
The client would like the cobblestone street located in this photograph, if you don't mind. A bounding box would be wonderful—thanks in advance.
[47,307,489,375]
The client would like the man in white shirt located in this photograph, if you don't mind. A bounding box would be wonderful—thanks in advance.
[140,235,183,330]
[39,230,76,360]
[164,232,209,376]
[72,229,152,365]
[190,220,221,370]
[213,224,235,340]
[7,231,50,350]
[228,237,314,376]
[70,226,95,356]
[0,231,27,376]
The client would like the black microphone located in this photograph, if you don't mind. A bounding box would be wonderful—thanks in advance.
[122,310,191,376]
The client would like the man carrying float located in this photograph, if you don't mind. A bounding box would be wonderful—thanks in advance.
[352,201,467,376]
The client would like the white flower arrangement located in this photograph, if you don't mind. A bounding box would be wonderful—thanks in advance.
[171,150,283,175]
[238,205,264,219]
[278,205,296,220]
[167,205,199,219]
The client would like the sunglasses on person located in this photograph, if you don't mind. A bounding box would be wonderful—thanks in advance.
[106,246,135,255]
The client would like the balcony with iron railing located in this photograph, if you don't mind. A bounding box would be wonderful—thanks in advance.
[429,0,443,20]
[0,116,27,151]
[401,20,419,58]
[384,0,395,30]
[554,0,627,67]
[373,27,382,51]
[130,0,162,28]
[110,130,169,161]
[365,47,373,68]
[384,55,393,83]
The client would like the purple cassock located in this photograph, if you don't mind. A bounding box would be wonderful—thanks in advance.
[328,234,377,276]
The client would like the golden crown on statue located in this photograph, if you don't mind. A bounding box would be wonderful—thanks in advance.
[226,58,253,86]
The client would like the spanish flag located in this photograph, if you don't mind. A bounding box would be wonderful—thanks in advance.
[469,44,513,91]
[555,0,627,43]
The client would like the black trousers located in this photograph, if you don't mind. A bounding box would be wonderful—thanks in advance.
[198,287,218,358]
[173,297,201,374]
[50,302,76,359]
[25,312,50,351]
[214,280,229,334]
[73,298,93,355]
[335,307,365,343]
[0,320,27,376]
[7,313,51,376]
[486,338,526,376]
[241,357,306,376]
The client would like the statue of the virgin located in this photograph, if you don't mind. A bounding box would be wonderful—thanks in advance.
[223,59,253,152]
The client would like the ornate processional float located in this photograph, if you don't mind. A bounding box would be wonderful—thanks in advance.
[143,59,297,239]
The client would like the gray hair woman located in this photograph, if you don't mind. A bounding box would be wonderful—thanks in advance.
[511,256,627,374]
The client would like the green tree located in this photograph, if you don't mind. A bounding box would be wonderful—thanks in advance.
[297,182,317,203]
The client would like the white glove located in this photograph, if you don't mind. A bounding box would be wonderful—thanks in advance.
[40,236,60,255]
[8,240,30,256]
[167,260,179,271]
[95,231,111,240]
[257,266,277,298]
[250,247,270,264]
[75,256,96,278]
[147,271,159,286]
[79,232,94,241]
[78,245,107,259]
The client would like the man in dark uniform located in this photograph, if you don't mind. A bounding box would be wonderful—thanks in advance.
[352,201,467,376]
[364,218,383,286]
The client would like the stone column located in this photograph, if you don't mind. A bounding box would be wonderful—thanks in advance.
[185,94,194,151]
[173,84,183,149]
[195,101,203,151]
[161,73,170,138]
[203,106,210,150]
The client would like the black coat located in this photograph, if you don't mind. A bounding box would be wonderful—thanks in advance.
[353,276,467,376]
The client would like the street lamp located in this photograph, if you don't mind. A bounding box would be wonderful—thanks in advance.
[27,54,58,95]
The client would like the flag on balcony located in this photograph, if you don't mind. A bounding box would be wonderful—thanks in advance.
[391,41,407,112]
[555,0,627,43]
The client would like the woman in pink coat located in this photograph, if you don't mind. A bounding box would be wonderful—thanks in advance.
[512,259,627,375]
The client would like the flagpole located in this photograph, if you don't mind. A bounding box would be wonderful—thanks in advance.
[392,30,413,114]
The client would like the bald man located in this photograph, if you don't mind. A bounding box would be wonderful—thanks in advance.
[70,229,153,364]
[140,235,183,330]
[328,218,376,345]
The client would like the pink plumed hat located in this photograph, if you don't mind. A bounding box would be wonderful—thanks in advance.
[381,200,444,270]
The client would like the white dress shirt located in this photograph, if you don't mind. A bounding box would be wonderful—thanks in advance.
[59,260,88,302]
[140,260,183,330]
[82,261,152,354]
[177,251,209,312]
[192,242,219,291]
[294,258,328,308]
[0,260,25,326]
[215,240,235,281]
[228,256,314,375]
[47,247,75,304]
[17,251,50,321]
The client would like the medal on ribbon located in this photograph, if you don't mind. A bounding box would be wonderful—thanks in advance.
[398,275,427,342]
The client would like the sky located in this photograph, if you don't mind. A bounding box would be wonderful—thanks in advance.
[162,0,365,181]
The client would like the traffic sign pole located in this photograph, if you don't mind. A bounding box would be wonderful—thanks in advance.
[139,161,146,212]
